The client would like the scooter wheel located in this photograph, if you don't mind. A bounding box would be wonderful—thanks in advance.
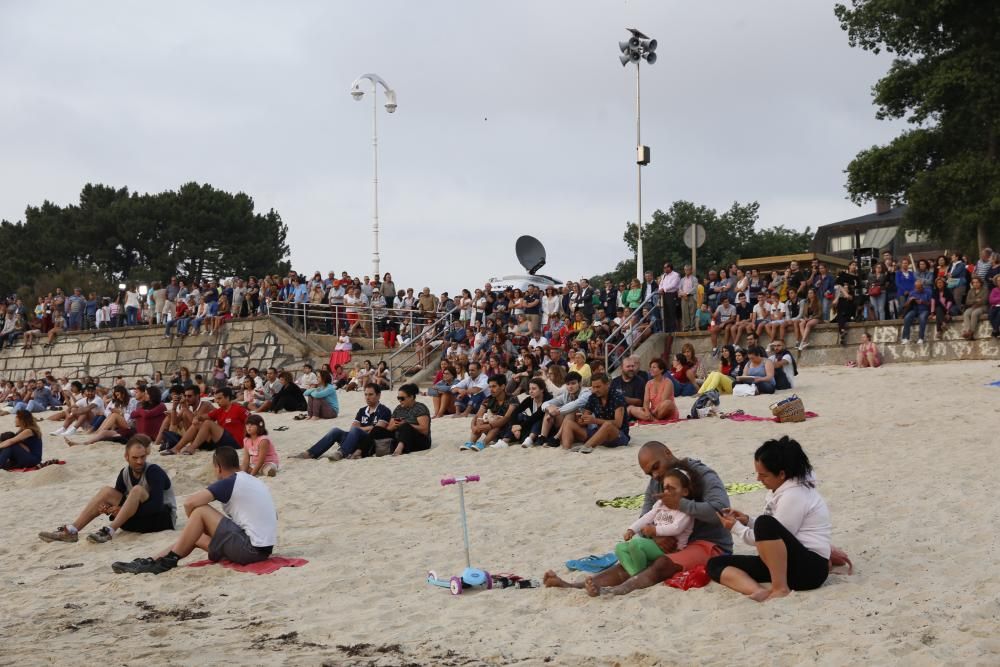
[450,576,463,595]
[484,571,493,590]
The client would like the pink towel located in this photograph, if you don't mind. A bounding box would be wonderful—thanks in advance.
[6,459,66,472]
[725,411,818,422]
[187,556,308,574]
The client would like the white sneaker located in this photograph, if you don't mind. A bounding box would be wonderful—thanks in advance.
[521,437,535,448]
[490,441,509,449]
[50,427,66,436]
[64,426,77,436]
[901,338,910,345]
[917,339,925,345]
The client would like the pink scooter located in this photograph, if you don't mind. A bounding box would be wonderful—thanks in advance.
[426,475,492,595]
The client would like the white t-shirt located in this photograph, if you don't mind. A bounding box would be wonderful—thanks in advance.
[769,352,795,388]
[766,301,788,321]
[208,471,278,548]
[732,480,830,559]
[528,335,549,349]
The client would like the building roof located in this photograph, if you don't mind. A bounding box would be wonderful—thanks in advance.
[739,252,851,270]
[817,205,908,232]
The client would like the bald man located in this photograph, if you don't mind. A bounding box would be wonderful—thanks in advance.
[544,441,732,595]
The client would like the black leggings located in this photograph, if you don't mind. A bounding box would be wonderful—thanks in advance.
[706,515,829,591]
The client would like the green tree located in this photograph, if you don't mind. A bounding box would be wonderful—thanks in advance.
[0,182,291,298]
[834,0,1000,251]
[594,200,811,283]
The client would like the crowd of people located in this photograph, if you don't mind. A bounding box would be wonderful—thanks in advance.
[11,245,997,596]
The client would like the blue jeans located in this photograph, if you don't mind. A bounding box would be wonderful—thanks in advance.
[670,377,697,397]
[165,317,190,336]
[902,309,929,341]
[0,444,40,469]
[190,317,205,333]
[67,312,83,330]
[307,426,370,458]
[868,294,886,320]
[456,392,487,414]
[125,306,138,326]
[14,400,48,413]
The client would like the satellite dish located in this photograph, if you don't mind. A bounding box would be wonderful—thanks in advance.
[515,235,546,275]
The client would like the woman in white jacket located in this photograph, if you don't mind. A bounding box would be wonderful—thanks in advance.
[708,436,831,602]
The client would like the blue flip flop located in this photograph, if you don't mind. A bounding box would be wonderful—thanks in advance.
[565,553,618,573]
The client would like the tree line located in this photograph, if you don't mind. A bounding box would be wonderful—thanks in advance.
[595,200,813,284]
[0,182,291,301]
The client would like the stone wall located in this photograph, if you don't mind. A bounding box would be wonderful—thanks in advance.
[632,320,999,372]
[0,317,328,382]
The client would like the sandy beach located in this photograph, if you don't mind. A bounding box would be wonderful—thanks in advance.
[2,359,999,666]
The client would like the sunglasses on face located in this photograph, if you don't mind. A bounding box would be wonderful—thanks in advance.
[396,395,407,401]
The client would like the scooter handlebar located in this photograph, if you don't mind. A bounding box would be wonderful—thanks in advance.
[440,475,480,486]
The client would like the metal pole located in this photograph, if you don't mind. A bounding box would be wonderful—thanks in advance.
[635,62,643,282]
[371,85,380,278]
[458,482,471,568]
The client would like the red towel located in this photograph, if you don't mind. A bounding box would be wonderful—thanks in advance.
[6,459,66,472]
[186,556,308,574]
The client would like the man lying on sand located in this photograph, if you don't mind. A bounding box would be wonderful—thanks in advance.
[544,441,732,595]
[112,446,276,574]
[39,435,176,544]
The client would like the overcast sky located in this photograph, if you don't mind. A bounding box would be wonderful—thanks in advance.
[0,1,899,293]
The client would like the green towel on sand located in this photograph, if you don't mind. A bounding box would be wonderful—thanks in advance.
[596,482,764,509]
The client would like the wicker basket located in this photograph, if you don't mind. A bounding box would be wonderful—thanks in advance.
[769,395,805,423]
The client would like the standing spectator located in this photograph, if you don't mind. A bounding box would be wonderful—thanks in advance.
[658,262,680,333]
[975,247,993,281]
[679,265,698,332]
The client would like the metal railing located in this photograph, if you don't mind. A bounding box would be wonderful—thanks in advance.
[386,305,459,385]
[266,300,439,349]
[604,292,660,372]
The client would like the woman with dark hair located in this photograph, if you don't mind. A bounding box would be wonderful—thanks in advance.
[504,377,552,447]
[0,409,43,469]
[708,436,831,602]
[718,345,736,377]
[669,353,698,397]
[271,371,307,413]
[734,346,776,395]
[66,385,137,446]
[930,276,959,334]
[961,276,988,340]
[374,360,392,391]
[303,370,339,420]
[131,385,167,439]
[369,383,431,455]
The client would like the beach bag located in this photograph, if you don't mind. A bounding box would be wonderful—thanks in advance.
[689,391,720,419]
[769,394,805,423]
[733,383,758,397]
[946,278,960,289]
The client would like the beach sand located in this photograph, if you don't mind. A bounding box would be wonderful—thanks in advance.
[2,359,999,666]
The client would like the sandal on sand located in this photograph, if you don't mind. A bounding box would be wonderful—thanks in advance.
[274,426,289,432]
[292,414,308,421]
[578,446,595,454]
[568,445,585,453]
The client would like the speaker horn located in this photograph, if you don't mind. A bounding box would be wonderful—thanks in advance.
[639,38,657,52]
[644,51,657,65]
[619,40,631,53]
[619,53,632,67]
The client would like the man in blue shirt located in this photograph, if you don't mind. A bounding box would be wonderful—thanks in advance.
[901,279,932,344]
[557,373,629,453]
[294,383,392,460]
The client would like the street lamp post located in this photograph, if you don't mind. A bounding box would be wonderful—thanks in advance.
[350,73,398,278]
[618,29,657,281]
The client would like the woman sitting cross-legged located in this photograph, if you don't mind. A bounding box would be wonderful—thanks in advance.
[626,358,677,421]
[708,436,831,602]
[302,370,339,420]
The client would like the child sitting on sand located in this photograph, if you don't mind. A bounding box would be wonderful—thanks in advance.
[611,468,699,592]
[241,414,279,477]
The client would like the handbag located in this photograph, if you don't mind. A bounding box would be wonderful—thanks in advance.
[946,278,960,289]
[868,285,882,297]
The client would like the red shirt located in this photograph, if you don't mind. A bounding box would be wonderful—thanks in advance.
[209,404,249,444]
